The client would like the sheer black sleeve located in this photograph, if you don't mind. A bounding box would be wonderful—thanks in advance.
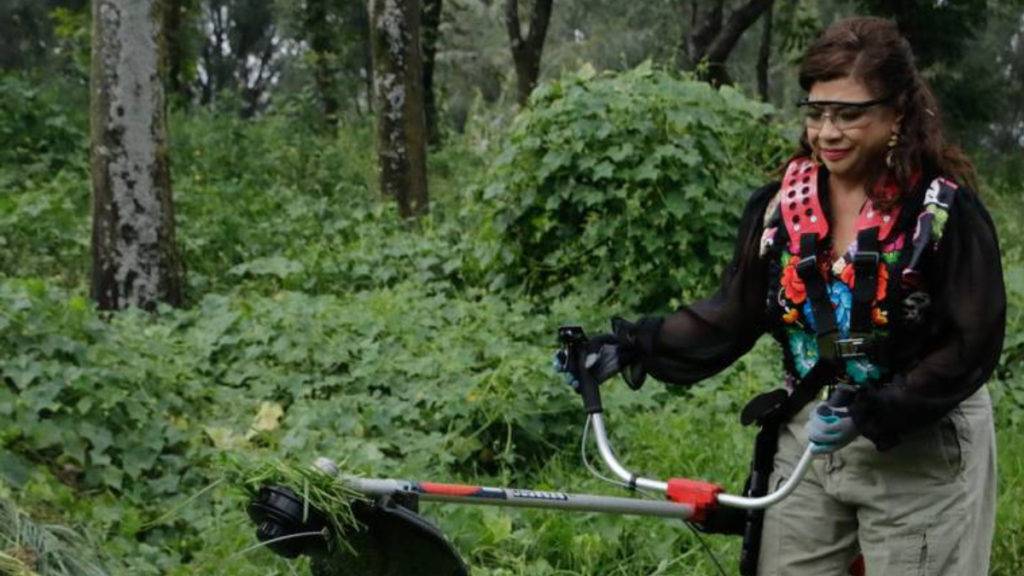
[849,189,1006,450]
[628,184,778,386]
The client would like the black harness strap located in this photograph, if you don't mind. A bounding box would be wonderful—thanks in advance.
[736,361,838,576]
[851,227,880,336]
[795,233,840,363]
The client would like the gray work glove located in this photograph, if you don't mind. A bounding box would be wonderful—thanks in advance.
[553,334,624,392]
[553,317,650,392]
[805,388,860,455]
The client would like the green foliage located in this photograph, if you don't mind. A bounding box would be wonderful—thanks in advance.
[50,5,91,80]
[0,167,90,287]
[0,273,598,573]
[0,73,89,286]
[475,64,790,309]
[987,175,1024,428]
[0,73,86,175]
[169,109,487,300]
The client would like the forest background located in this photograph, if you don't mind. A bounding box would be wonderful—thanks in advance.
[1,0,1023,574]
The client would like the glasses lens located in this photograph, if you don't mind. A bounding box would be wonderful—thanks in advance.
[835,106,868,129]
[803,106,824,127]
[802,105,873,130]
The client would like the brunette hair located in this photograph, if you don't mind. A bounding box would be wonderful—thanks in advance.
[795,17,977,201]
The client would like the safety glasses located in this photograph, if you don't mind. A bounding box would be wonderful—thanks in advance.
[796,97,893,131]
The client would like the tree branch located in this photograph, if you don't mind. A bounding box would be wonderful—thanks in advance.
[504,0,522,49]
[526,0,553,50]
[688,0,723,63]
[704,0,774,65]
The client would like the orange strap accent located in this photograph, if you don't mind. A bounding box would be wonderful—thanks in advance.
[419,482,480,497]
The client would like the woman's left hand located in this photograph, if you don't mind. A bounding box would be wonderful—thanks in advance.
[805,400,859,454]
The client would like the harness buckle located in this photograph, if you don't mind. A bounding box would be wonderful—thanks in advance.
[796,254,818,274]
[834,337,868,359]
[853,251,880,266]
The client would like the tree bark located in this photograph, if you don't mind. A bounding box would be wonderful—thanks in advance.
[757,0,774,101]
[421,0,443,145]
[90,0,183,311]
[703,0,774,64]
[686,0,723,68]
[684,0,773,86]
[306,0,340,126]
[370,0,429,218]
[162,0,198,105]
[505,0,554,107]
[359,2,374,114]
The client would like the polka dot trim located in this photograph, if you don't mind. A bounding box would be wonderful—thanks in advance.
[856,199,902,242]
[780,158,827,253]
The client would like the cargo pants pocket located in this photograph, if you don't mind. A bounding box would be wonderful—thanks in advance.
[937,408,967,480]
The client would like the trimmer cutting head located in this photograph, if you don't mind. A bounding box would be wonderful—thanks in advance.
[247,485,331,558]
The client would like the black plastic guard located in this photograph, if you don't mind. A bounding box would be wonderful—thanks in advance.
[311,493,468,576]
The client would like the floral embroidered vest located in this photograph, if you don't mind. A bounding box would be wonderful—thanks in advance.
[761,157,957,387]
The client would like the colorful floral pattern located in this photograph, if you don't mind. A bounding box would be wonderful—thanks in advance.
[872,307,888,326]
[777,237,903,385]
[781,255,807,304]
[846,358,881,384]
[788,329,819,378]
[837,261,888,301]
[801,280,853,337]
[782,307,800,324]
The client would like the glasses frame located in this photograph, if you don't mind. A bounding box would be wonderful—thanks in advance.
[796,97,893,132]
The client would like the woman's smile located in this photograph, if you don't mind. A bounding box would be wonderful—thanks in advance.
[821,148,851,161]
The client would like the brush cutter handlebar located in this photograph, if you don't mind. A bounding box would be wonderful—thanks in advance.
[558,324,817,512]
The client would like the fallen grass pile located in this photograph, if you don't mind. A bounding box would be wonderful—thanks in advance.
[225,456,366,553]
[0,498,110,576]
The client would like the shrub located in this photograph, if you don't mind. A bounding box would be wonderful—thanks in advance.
[474,63,790,310]
[0,73,86,175]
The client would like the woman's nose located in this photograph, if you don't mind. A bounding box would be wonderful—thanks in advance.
[818,116,843,140]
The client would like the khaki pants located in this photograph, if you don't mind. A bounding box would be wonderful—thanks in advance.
[757,387,996,576]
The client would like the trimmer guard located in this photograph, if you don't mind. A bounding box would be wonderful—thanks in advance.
[313,494,468,576]
[248,486,467,576]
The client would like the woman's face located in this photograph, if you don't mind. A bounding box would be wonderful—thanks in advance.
[804,75,899,184]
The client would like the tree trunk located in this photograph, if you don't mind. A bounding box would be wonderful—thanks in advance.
[421,0,443,145]
[686,0,723,69]
[370,0,429,218]
[505,0,554,107]
[684,0,772,87]
[351,0,374,114]
[90,0,183,311]
[757,0,774,101]
[306,0,340,126]
[162,0,197,105]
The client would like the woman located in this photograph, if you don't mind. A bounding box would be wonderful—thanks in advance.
[578,17,1005,575]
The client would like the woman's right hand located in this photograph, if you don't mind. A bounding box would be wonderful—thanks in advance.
[553,334,624,392]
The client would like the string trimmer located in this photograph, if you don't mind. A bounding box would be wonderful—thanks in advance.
[247,326,836,575]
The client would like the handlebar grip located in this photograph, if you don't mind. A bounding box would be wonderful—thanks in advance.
[574,349,604,414]
[558,326,603,414]
[825,383,858,409]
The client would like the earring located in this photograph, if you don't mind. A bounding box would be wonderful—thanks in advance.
[885,131,899,168]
